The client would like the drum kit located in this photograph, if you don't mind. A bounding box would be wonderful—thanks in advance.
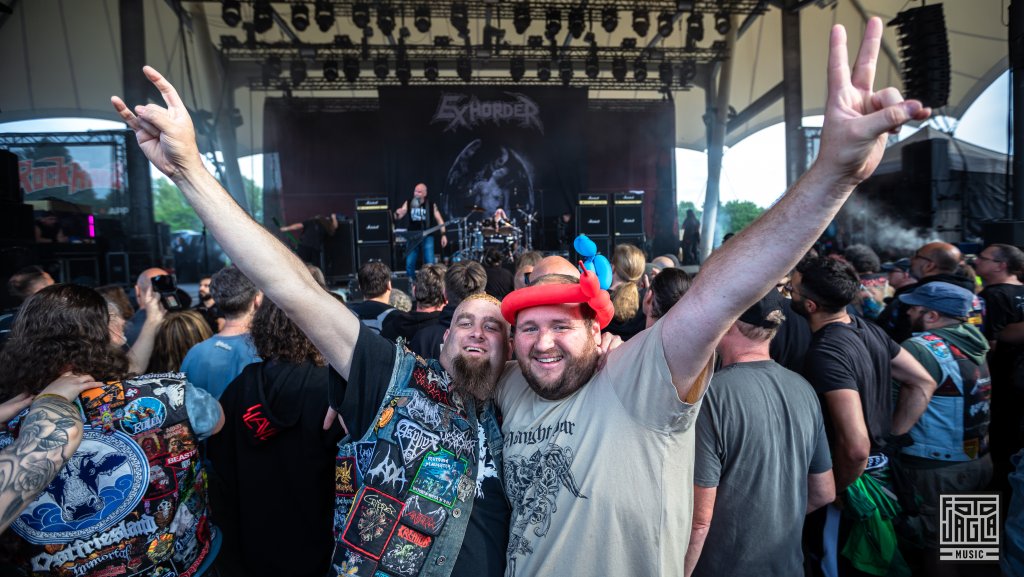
[452,206,537,263]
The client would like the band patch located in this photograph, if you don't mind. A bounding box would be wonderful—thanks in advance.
[334,547,377,576]
[401,392,447,431]
[400,494,448,536]
[410,367,452,408]
[336,456,357,497]
[409,450,469,509]
[394,418,440,465]
[355,441,376,481]
[379,525,433,577]
[341,487,404,561]
[120,397,167,435]
[364,442,410,497]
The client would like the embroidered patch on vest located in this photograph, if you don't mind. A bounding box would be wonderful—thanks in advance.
[341,487,404,560]
[400,494,448,536]
[394,418,440,465]
[334,547,377,575]
[364,441,410,497]
[120,397,167,435]
[400,392,447,431]
[337,456,357,497]
[409,449,469,508]
[355,441,376,481]
[379,525,433,577]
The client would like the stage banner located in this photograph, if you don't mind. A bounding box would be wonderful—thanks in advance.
[379,86,587,225]
[10,140,126,215]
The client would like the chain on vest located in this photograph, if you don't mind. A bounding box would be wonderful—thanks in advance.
[0,373,212,576]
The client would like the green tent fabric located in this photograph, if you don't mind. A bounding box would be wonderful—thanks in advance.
[841,474,911,577]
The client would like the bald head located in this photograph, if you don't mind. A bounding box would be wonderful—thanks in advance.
[135,267,169,302]
[531,256,579,282]
[911,242,961,279]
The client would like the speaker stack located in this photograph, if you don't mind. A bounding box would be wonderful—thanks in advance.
[612,191,645,250]
[355,198,392,269]
[577,193,610,257]
[324,218,357,281]
[0,149,33,241]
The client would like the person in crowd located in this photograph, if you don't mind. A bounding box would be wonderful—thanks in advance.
[605,242,647,339]
[642,267,692,328]
[0,266,55,347]
[382,263,446,342]
[347,261,395,333]
[687,290,834,577]
[878,242,972,343]
[843,244,881,276]
[882,257,915,293]
[208,282,346,577]
[114,16,929,575]
[651,253,680,275]
[95,284,133,323]
[124,267,169,345]
[897,281,992,576]
[0,284,223,575]
[394,183,448,280]
[147,310,214,373]
[410,260,487,359]
[181,265,261,399]
[483,248,514,300]
[104,282,166,374]
[513,250,543,290]
[770,265,815,374]
[389,288,413,313]
[194,275,224,333]
[681,208,702,265]
[792,256,936,576]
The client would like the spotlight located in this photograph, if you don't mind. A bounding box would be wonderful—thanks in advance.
[585,51,599,79]
[396,57,411,85]
[291,3,309,31]
[621,37,637,48]
[513,2,531,35]
[679,59,697,86]
[253,1,273,34]
[335,34,353,48]
[686,12,704,47]
[377,5,396,36]
[601,6,618,33]
[424,58,439,81]
[451,2,469,36]
[323,60,339,81]
[222,0,241,27]
[315,0,334,32]
[568,6,585,39]
[456,55,472,82]
[545,8,561,39]
[537,61,551,81]
[659,61,673,85]
[611,56,626,82]
[414,4,431,33]
[527,35,544,48]
[510,55,526,81]
[374,55,389,79]
[261,56,281,86]
[632,9,649,37]
[352,3,370,29]
[434,36,452,47]
[633,58,647,82]
[657,12,673,37]
[290,60,307,86]
[559,59,573,85]
[342,55,360,82]
[714,11,730,35]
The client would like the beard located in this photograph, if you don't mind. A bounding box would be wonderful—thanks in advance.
[451,354,499,403]
[790,297,811,319]
[519,343,600,401]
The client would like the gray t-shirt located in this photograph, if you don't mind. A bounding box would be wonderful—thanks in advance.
[693,360,831,577]
[495,321,711,577]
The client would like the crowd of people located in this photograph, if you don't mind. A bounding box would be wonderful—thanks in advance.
[0,17,1021,577]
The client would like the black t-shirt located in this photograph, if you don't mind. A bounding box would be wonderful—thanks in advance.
[802,316,901,452]
[980,283,1024,377]
[339,326,508,577]
[484,266,514,300]
[405,197,434,232]
[769,298,813,374]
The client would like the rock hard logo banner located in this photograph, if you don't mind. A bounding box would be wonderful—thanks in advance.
[8,141,128,215]
[379,86,587,225]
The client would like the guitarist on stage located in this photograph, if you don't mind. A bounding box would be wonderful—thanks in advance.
[394,182,447,280]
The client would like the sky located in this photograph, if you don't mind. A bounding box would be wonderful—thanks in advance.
[0,71,1011,209]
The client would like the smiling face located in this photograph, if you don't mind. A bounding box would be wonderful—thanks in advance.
[440,296,510,402]
[513,303,600,401]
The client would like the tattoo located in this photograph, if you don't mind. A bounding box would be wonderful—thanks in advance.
[0,397,82,531]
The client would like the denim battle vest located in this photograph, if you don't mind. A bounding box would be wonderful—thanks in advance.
[0,372,213,576]
[329,345,504,577]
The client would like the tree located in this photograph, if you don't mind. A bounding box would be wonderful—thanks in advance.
[153,176,263,231]
[677,201,702,226]
[717,200,764,235]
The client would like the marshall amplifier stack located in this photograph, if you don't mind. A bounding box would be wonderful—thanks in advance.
[612,191,645,249]
[354,198,392,268]
[577,193,610,257]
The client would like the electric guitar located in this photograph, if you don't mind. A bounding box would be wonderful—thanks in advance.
[395,218,462,255]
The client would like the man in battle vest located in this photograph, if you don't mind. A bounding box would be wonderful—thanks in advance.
[394,183,448,281]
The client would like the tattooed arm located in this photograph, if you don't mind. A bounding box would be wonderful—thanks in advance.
[0,374,98,533]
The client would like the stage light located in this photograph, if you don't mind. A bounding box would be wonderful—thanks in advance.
[559,59,573,85]
[537,61,551,81]
[291,3,309,31]
[513,2,531,35]
[424,58,439,81]
[686,12,704,47]
[396,57,411,85]
[342,55,360,82]
[611,56,626,82]
[451,3,469,36]
[510,55,526,81]
[222,0,241,27]
[290,60,307,86]
[585,51,599,79]
[714,11,730,35]
[377,5,396,36]
[414,4,431,33]
[657,12,673,37]
[374,55,389,79]
[261,56,281,86]
[315,0,334,32]
[527,35,543,48]
[456,55,472,82]
[352,3,370,29]
[659,61,673,86]
[632,9,649,37]
[434,36,451,47]
[633,58,647,82]
[679,58,696,86]
[568,6,585,39]
[323,60,339,81]
[253,1,273,34]
[335,34,353,48]
[545,8,561,39]
[601,6,618,33]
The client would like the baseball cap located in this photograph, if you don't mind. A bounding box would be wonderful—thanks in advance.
[898,282,975,318]
[881,258,911,272]
[738,289,785,328]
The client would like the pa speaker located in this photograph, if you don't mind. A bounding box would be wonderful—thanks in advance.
[358,243,392,270]
[355,198,391,244]
[577,193,609,237]
[981,221,1024,248]
[0,150,20,204]
[613,192,644,237]
[888,4,950,109]
[325,219,357,279]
